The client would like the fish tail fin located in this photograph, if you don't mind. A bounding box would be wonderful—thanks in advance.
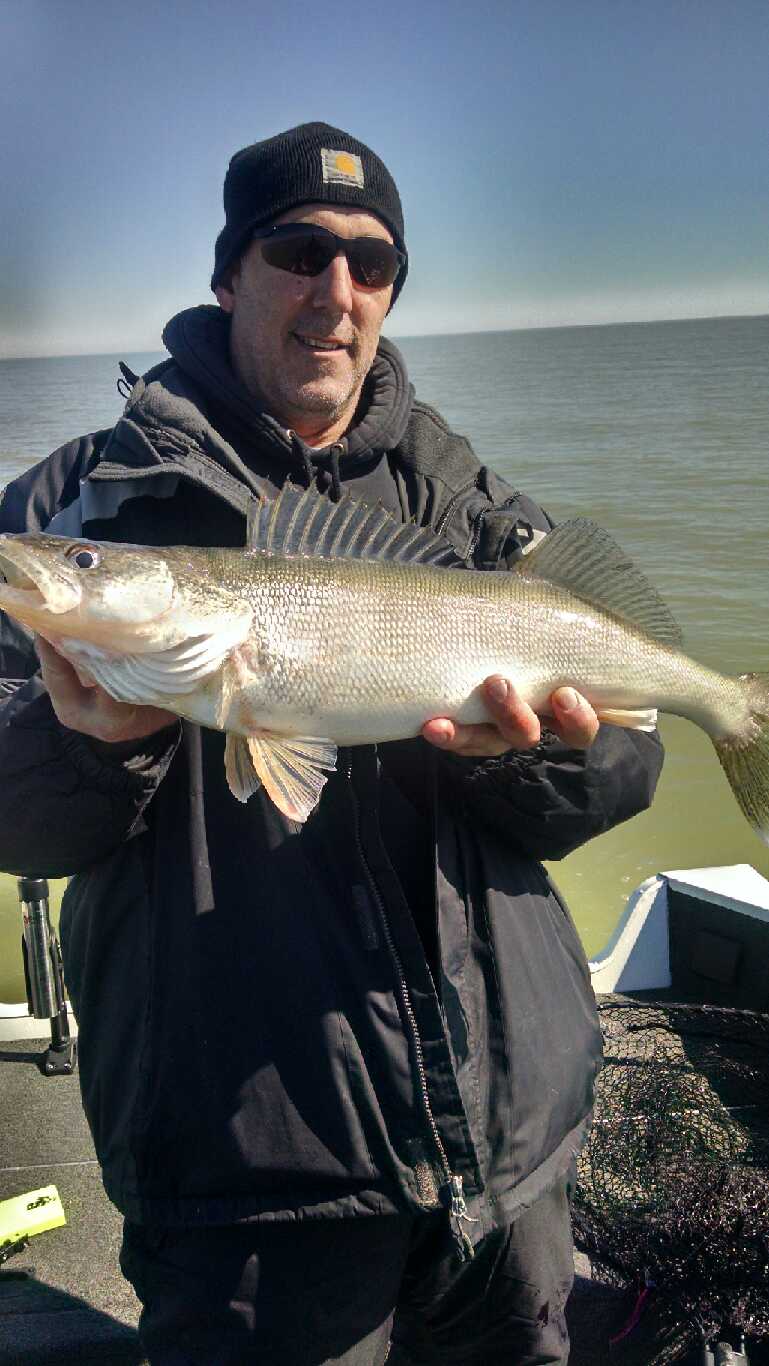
[713,673,769,846]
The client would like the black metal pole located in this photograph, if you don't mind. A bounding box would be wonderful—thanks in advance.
[17,876,76,1076]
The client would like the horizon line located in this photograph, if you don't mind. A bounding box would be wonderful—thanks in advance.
[2,309,767,363]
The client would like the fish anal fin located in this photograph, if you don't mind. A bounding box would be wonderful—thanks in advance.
[595,705,659,732]
[224,733,263,803]
[244,733,338,822]
[517,519,683,648]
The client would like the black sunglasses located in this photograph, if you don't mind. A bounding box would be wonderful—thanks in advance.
[253,224,406,290]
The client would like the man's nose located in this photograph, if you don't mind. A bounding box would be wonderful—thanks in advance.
[311,251,354,313]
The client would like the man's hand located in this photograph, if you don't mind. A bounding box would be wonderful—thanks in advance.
[421,676,599,758]
[36,635,178,745]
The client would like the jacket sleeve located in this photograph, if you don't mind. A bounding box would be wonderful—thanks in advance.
[0,677,180,878]
[433,466,665,860]
[439,726,664,861]
[0,434,180,878]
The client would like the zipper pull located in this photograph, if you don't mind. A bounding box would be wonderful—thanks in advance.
[447,1173,478,1261]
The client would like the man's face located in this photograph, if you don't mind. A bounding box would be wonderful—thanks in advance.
[216,203,395,444]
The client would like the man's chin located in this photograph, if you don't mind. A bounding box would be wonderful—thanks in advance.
[287,381,355,420]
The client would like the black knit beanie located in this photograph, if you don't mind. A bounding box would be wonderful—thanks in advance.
[211,122,408,307]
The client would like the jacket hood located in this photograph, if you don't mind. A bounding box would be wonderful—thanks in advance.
[161,305,414,470]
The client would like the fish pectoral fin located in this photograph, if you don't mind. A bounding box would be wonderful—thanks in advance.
[224,734,263,803]
[56,644,152,703]
[240,733,338,822]
[63,614,252,703]
[125,615,253,694]
[595,705,659,732]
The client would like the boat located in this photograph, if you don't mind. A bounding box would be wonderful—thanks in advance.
[2,864,769,1365]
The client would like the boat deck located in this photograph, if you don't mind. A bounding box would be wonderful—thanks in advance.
[0,1039,141,1364]
[0,1036,628,1366]
[2,1033,766,1365]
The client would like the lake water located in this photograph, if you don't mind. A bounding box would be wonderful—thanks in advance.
[1,315,768,1002]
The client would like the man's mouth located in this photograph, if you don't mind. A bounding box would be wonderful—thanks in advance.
[292,333,350,353]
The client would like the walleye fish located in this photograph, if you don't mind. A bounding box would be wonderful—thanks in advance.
[0,484,767,838]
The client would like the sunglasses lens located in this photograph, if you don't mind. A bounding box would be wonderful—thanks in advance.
[348,240,400,288]
[261,231,335,277]
[258,228,402,289]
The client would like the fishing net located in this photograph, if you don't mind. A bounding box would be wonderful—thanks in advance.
[572,998,769,1363]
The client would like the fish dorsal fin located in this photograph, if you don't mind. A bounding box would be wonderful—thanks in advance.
[246,483,462,568]
[518,519,683,647]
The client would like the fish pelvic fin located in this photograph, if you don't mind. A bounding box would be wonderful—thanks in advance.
[225,734,263,803]
[517,519,683,648]
[713,673,769,847]
[224,731,337,821]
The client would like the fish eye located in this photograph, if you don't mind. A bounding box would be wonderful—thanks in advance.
[67,545,100,570]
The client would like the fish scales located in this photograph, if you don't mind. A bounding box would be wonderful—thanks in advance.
[161,549,745,748]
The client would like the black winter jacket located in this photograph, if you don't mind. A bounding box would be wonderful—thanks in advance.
[0,307,663,1239]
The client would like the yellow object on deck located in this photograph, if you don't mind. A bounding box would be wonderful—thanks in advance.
[0,1185,66,1244]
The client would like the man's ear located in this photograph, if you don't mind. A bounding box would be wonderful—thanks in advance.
[214,258,241,313]
[214,280,236,314]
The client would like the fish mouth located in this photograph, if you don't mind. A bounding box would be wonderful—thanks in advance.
[0,549,43,599]
[0,542,81,616]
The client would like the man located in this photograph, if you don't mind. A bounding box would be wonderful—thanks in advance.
[0,123,663,1364]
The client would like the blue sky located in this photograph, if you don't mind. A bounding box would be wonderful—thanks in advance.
[2,0,767,357]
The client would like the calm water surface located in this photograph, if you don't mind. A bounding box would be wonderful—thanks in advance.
[1,316,768,1000]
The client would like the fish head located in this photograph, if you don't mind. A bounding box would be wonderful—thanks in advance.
[0,533,178,648]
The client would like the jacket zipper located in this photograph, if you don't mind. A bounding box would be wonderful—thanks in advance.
[344,754,476,1259]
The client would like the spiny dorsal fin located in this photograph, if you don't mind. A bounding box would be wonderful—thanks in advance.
[246,483,462,568]
[517,519,683,647]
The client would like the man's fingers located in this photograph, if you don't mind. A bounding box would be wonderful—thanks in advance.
[485,676,599,749]
[481,677,541,748]
[422,678,542,757]
[422,717,512,757]
[36,635,93,699]
[422,679,600,757]
[549,687,599,749]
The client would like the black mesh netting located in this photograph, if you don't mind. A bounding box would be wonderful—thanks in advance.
[572,998,769,1364]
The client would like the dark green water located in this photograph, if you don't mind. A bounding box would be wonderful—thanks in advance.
[1,315,767,999]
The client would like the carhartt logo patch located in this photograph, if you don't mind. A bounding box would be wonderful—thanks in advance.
[321,148,364,188]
